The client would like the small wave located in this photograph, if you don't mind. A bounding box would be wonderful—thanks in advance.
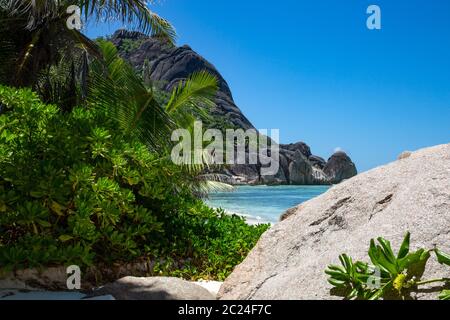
[211,207,273,225]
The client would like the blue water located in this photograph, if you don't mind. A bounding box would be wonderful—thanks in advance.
[205,185,330,224]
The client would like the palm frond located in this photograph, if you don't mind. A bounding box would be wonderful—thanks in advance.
[192,173,234,197]
[166,70,218,114]
[88,40,173,151]
[80,0,176,44]
[1,0,61,30]
[165,70,218,129]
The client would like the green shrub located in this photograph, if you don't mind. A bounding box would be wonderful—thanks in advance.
[326,232,450,300]
[0,86,269,280]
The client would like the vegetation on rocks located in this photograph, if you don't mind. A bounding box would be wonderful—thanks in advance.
[326,232,450,300]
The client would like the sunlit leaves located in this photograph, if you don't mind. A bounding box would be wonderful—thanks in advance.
[326,232,448,300]
[435,248,450,266]
[439,290,450,300]
[0,86,266,280]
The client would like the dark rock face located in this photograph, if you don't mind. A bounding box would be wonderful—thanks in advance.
[110,30,254,130]
[288,151,313,185]
[282,142,312,158]
[224,165,260,185]
[308,155,327,169]
[324,151,358,184]
[110,30,357,185]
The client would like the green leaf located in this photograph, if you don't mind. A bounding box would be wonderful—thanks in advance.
[435,249,450,266]
[397,232,410,259]
[325,269,350,281]
[59,235,74,242]
[439,290,450,300]
[368,237,399,276]
[368,288,384,300]
[368,239,379,263]
[328,278,347,287]
[30,191,45,198]
[398,249,430,279]
[37,219,51,228]
[377,237,397,264]
[347,288,359,300]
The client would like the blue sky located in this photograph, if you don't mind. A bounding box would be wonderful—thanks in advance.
[85,0,450,172]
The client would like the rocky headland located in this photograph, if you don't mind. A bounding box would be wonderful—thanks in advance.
[110,30,357,185]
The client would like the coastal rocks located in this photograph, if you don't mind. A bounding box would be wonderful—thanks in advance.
[89,277,215,300]
[280,147,356,185]
[220,144,357,186]
[282,142,312,158]
[0,266,74,291]
[308,155,327,169]
[288,150,314,185]
[323,151,357,184]
[225,164,261,185]
[218,144,450,300]
[260,160,287,185]
[110,30,358,185]
[0,260,183,291]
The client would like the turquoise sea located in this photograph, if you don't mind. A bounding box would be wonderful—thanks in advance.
[205,185,330,224]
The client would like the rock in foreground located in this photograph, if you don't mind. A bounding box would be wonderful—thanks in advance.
[89,277,215,300]
[219,144,450,300]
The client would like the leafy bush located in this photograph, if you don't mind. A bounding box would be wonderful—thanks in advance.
[326,232,450,300]
[0,86,268,280]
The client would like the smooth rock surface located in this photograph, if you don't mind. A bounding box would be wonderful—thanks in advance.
[89,277,215,300]
[219,144,450,300]
[194,280,223,297]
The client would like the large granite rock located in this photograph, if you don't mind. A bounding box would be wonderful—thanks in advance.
[111,30,254,130]
[224,164,261,185]
[324,151,357,184]
[218,144,450,300]
[308,155,327,169]
[110,30,357,185]
[288,150,314,185]
[89,277,215,300]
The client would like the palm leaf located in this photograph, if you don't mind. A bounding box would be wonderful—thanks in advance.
[165,70,218,116]
[88,40,173,151]
[80,0,176,44]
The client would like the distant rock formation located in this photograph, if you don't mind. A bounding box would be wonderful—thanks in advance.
[110,30,357,185]
[218,143,450,300]
[324,151,358,184]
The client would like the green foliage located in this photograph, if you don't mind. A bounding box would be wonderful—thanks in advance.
[326,232,450,300]
[0,86,268,280]
[435,248,450,266]
[88,40,173,151]
[119,38,146,55]
[0,0,175,109]
[325,254,378,300]
[439,290,450,300]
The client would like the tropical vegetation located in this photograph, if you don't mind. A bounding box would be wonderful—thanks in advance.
[0,1,269,281]
[326,232,450,300]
